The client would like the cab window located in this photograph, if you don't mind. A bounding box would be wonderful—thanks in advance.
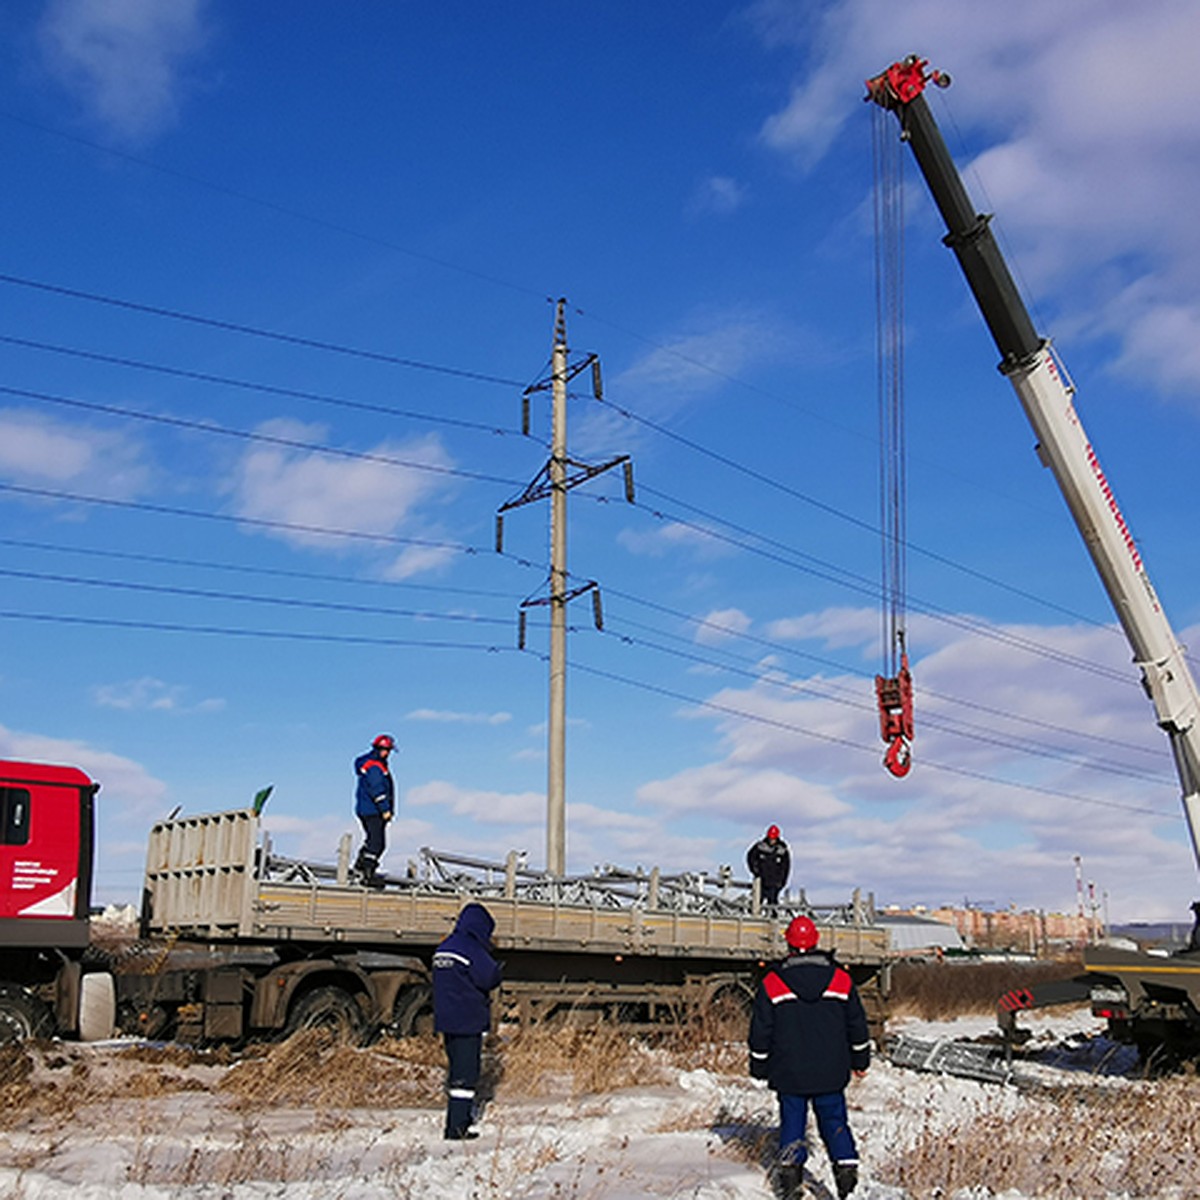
[1,787,31,845]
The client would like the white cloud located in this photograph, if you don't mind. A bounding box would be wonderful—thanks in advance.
[695,608,753,646]
[765,606,878,651]
[614,314,775,399]
[406,708,512,726]
[381,542,460,581]
[225,419,457,559]
[0,724,167,815]
[0,724,171,906]
[639,762,851,823]
[406,779,544,826]
[631,604,1192,918]
[0,408,150,499]
[37,0,212,143]
[92,676,224,714]
[749,0,1200,399]
[617,520,733,560]
[686,175,747,218]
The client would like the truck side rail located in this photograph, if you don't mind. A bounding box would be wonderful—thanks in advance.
[144,808,888,964]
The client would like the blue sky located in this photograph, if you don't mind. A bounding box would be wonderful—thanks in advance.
[2,0,1199,922]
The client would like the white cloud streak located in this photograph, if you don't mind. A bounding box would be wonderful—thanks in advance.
[636,604,1192,918]
[748,0,1200,400]
[37,0,212,143]
[225,419,457,564]
[0,408,150,499]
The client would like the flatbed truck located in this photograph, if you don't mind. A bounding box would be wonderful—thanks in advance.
[2,759,889,1046]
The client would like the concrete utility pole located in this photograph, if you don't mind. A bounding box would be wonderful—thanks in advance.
[547,302,569,879]
[495,300,635,877]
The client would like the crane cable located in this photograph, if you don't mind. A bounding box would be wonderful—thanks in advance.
[872,104,914,777]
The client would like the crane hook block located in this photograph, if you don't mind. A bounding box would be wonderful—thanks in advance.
[875,654,914,778]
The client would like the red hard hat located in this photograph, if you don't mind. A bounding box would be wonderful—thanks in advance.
[785,915,819,951]
[372,734,396,750]
[767,825,780,839]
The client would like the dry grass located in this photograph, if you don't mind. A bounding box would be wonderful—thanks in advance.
[219,1028,445,1110]
[888,957,1084,1019]
[878,1072,1200,1198]
[488,1024,672,1098]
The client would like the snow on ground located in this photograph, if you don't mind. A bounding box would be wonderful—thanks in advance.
[0,1010,1140,1200]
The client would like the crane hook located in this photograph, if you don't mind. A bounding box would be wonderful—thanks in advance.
[883,735,912,778]
[875,652,914,778]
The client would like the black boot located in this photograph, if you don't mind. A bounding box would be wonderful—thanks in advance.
[355,851,384,888]
[772,1163,804,1199]
[834,1163,858,1198]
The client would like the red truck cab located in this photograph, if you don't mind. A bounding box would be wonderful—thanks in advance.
[1,759,98,950]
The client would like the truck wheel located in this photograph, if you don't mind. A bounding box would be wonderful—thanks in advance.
[0,983,53,1043]
[391,984,434,1037]
[286,986,366,1045]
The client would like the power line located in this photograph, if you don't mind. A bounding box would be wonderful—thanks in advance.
[0,531,1162,767]
[0,566,514,627]
[597,617,1172,787]
[0,271,528,386]
[552,652,1175,822]
[0,382,523,489]
[0,271,1129,645]
[0,333,522,436]
[0,608,517,653]
[0,109,552,304]
[0,591,1169,816]
[0,392,1136,691]
[0,535,517,601]
[581,388,1124,633]
[630,488,1134,685]
[0,479,486,554]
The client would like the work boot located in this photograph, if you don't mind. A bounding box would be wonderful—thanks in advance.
[772,1163,804,1199]
[362,867,385,890]
[833,1163,858,1198]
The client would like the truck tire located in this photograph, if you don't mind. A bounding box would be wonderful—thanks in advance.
[0,983,53,1043]
[286,986,366,1045]
[391,984,434,1037]
[78,973,117,1042]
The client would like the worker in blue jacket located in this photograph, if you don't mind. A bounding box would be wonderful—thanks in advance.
[749,915,871,1200]
[433,901,503,1140]
[353,734,396,888]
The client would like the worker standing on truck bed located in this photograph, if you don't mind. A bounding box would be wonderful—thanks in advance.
[747,825,791,908]
[433,901,503,1140]
[749,915,870,1200]
[353,733,396,889]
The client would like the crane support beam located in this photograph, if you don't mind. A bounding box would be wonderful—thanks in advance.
[866,56,1200,872]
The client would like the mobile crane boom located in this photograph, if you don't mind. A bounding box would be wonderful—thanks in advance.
[865,56,1200,874]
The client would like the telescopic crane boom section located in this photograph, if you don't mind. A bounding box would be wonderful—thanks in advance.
[865,55,1200,874]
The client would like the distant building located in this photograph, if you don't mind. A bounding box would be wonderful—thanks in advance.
[879,904,1097,954]
[875,913,963,957]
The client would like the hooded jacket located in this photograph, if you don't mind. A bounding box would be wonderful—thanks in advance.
[432,902,503,1035]
[748,949,871,1095]
[354,749,395,820]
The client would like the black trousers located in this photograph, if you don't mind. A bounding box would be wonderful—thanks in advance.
[443,1032,482,1136]
[357,812,386,864]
